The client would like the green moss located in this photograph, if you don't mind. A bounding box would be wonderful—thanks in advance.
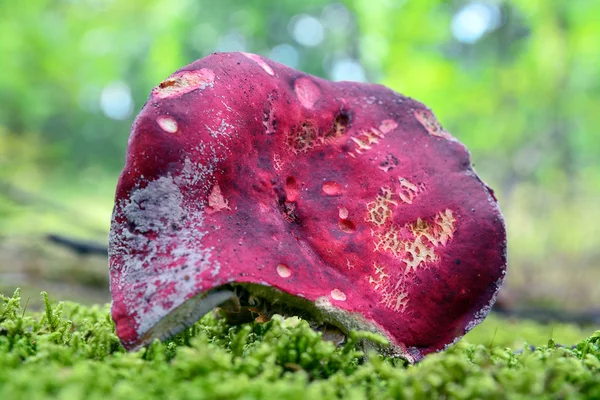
[1,289,599,399]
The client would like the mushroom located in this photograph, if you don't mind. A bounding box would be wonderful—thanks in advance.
[109,52,506,362]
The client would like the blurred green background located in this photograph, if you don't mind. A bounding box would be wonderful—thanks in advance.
[1,0,599,312]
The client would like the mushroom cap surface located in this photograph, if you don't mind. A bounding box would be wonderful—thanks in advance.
[109,52,506,362]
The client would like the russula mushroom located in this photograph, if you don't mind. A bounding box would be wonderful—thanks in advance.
[109,52,506,362]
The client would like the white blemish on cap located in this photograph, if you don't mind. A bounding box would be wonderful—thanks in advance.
[157,115,178,133]
[108,160,218,339]
[322,181,343,196]
[338,207,349,219]
[330,289,346,301]
[413,108,456,141]
[206,119,234,139]
[276,263,292,278]
[379,119,398,134]
[294,77,320,109]
[242,52,275,76]
[206,182,230,214]
[152,69,215,99]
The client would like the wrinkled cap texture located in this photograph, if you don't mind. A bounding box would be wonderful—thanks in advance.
[109,52,506,362]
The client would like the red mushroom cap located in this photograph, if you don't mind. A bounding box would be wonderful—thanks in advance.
[109,52,506,362]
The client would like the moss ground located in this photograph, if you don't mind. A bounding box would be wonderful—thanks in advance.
[1,289,599,400]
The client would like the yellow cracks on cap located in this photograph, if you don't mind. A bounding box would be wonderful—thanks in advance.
[373,223,403,257]
[157,115,178,133]
[354,113,455,315]
[409,209,456,247]
[276,263,292,278]
[273,153,284,171]
[413,108,454,140]
[205,182,230,214]
[435,209,457,245]
[242,53,275,76]
[402,236,438,272]
[397,177,421,204]
[367,209,457,313]
[365,187,397,226]
[372,209,456,269]
[346,257,356,270]
[285,113,348,155]
[294,77,321,109]
[381,284,409,314]
[152,69,215,99]
[368,262,389,291]
[287,123,317,154]
[350,119,398,155]
[390,290,409,313]
[367,262,408,313]
[351,128,384,153]
[365,179,423,228]
[330,289,347,301]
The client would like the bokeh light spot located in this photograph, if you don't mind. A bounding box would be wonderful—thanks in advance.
[451,2,501,44]
[100,82,133,120]
[290,15,324,47]
[330,58,367,82]
[268,44,299,69]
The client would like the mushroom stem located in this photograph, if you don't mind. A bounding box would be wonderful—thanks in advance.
[133,289,237,351]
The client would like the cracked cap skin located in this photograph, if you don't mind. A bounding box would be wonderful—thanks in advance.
[108,52,507,363]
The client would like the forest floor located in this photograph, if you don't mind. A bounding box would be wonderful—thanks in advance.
[1,289,599,399]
